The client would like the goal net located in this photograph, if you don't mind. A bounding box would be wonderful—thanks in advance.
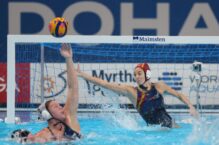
[5,35,219,123]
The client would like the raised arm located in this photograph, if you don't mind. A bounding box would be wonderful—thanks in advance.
[157,81,199,119]
[77,69,133,97]
[60,43,80,132]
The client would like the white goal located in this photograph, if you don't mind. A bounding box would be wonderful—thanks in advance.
[6,35,219,123]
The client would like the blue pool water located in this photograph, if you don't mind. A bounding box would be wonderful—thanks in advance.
[0,113,218,145]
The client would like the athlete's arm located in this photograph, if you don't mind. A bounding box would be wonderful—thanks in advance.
[78,70,133,96]
[60,43,80,132]
[27,129,51,143]
[157,81,199,119]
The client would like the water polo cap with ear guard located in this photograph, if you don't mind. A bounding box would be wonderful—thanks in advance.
[37,100,53,121]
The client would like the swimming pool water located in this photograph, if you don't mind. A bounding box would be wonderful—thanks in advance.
[0,113,218,145]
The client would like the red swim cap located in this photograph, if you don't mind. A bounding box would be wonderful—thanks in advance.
[135,63,151,81]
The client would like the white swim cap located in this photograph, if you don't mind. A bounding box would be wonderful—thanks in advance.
[41,109,52,120]
[37,100,53,120]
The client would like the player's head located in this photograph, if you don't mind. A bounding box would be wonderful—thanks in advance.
[134,63,151,86]
[38,100,65,121]
[11,129,30,144]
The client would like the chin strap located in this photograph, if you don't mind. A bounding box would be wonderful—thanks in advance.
[139,84,147,90]
[139,81,148,91]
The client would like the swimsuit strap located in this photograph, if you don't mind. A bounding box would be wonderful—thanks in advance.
[47,127,57,140]
[48,118,81,140]
[63,123,82,139]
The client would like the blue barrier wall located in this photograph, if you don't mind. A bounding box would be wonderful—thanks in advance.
[1,0,219,62]
[16,43,219,63]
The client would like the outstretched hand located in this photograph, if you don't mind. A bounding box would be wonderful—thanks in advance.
[60,43,72,58]
[189,106,200,120]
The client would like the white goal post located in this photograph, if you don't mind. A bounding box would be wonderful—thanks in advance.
[6,35,219,123]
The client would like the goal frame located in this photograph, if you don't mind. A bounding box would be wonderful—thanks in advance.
[7,35,219,123]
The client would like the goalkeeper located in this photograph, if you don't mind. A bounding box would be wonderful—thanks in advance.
[77,62,199,128]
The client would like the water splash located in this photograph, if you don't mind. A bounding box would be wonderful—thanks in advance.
[186,117,219,145]
[108,108,140,130]
[99,88,141,130]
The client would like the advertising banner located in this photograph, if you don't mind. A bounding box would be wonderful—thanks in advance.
[30,63,219,106]
[0,63,30,104]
